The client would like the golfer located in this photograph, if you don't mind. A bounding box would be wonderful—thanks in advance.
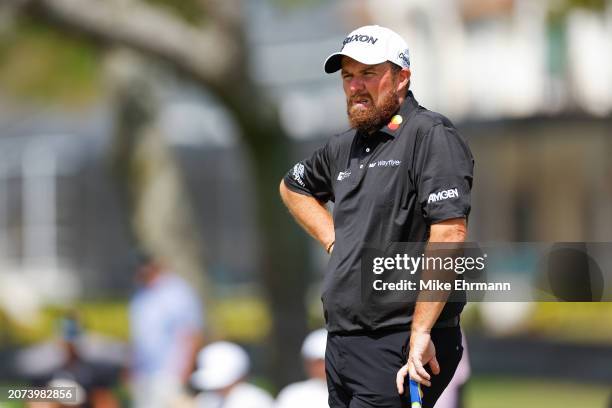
[280,25,474,408]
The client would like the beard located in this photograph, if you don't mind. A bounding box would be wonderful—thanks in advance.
[346,88,401,133]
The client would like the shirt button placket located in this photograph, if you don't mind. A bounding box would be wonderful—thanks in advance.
[361,147,371,169]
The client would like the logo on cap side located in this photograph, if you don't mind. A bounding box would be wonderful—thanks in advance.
[398,49,410,67]
[341,34,379,50]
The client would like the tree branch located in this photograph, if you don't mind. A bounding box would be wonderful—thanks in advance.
[10,0,240,86]
[198,0,244,34]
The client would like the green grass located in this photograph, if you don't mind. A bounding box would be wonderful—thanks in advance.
[465,376,611,408]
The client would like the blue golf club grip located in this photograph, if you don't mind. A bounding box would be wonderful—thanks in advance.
[409,379,422,407]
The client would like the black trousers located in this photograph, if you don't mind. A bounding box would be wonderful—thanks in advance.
[326,326,463,408]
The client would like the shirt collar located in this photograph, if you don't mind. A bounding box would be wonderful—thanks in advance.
[378,90,419,138]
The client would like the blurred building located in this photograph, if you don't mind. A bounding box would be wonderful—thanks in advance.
[0,114,135,321]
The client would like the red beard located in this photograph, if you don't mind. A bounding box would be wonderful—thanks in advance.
[347,88,400,133]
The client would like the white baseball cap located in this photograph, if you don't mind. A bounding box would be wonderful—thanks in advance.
[324,25,410,74]
[191,341,250,391]
[301,328,327,360]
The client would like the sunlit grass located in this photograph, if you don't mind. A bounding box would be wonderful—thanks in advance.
[465,376,611,408]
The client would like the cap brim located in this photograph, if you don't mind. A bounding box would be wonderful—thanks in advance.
[323,52,388,74]
[323,53,345,73]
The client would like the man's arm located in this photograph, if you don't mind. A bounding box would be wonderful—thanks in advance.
[279,180,335,253]
[396,217,466,392]
[179,330,205,384]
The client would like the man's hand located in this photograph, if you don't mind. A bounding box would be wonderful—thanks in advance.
[396,331,440,394]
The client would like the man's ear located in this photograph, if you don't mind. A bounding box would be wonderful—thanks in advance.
[397,68,411,92]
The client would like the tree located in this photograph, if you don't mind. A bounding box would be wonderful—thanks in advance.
[5,0,312,388]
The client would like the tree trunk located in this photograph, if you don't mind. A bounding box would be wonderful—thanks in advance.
[107,49,207,298]
[250,124,312,388]
[220,86,313,388]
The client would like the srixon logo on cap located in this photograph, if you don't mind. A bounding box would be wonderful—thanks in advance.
[341,34,379,50]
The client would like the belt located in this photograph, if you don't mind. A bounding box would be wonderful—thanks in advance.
[431,315,460,329]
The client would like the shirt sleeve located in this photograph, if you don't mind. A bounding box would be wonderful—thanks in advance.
[283,141,334,203]
[169,280,204,331]
[414,123,474,224]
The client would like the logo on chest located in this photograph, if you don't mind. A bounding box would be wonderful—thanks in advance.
[337,170,352,181]
[368,159,401,169]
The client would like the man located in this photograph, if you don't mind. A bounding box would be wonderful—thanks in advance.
[279,25,474,408]
[129,253,204,408]
[275,328,328,408]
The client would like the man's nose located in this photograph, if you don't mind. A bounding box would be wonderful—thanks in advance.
[349,77,365,94]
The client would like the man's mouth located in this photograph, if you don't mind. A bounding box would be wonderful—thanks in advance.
[351,97,371,109]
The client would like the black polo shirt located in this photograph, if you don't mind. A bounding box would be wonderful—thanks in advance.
[284,91,474,333]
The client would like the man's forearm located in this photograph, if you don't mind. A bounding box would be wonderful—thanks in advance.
[279,180,335,251]
[412,218,467,332]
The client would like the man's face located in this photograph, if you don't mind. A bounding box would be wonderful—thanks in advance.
[135,261,161,286]
[341,57,409,132]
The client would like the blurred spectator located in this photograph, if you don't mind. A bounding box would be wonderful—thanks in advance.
[129,254,204,408]
[434,331,471,408]
[191,341,274,408]
[275,329,328,408]
[24,315,121,408]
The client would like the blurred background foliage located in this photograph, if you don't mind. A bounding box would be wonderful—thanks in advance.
[1,299,611,347]
[548,0,607,23]
[0,16,101,106]
[143,0,206,23]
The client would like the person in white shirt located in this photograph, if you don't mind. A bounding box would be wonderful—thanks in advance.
[192,341,274,408]
[276,329,328,408]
